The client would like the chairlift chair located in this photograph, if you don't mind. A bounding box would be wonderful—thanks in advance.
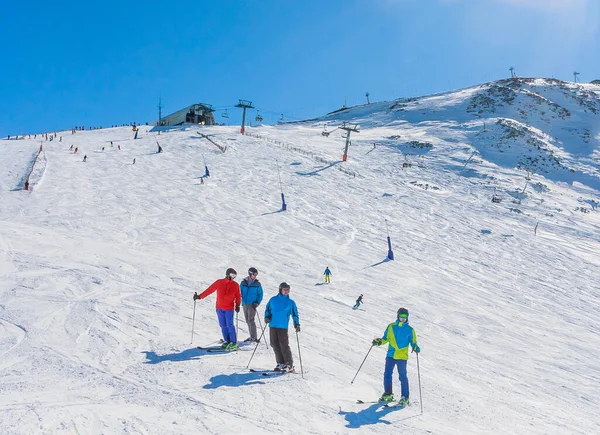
[222,109,229,119]
[255,111,263,122]
[491,188,502,203]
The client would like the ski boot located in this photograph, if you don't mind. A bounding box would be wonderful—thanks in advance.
[379,393,394,403]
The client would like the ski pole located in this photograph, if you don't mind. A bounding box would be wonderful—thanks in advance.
[416,351,423,414]
[190,293,198,344]
[295,329,304,379]
[246,321,268,369]
[350,345,374,384]
[257,314,268,349]
[236,311,239,342]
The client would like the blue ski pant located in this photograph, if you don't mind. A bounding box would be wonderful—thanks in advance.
[383,357,409,398]
[216,308,237,343]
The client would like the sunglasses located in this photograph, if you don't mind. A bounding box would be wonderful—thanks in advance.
[281,287,290,292]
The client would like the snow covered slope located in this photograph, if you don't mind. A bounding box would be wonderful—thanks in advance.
[0,80,599,434]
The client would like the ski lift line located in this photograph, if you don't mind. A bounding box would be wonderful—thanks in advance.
[244,131,360,179]
[252,107,306,122]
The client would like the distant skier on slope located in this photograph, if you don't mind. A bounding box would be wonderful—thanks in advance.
[324,266,332,284]
[240,267,263,342]
[372,307,420,405]
[194,268,241,351]
[353,294,363,310]
[264,282,300,372]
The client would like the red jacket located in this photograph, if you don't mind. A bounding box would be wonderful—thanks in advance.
[199,277,241,310]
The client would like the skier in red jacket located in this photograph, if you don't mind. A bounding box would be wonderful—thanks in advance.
[194,268,241,351]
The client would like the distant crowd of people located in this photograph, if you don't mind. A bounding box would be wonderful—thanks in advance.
[5,122,150,141]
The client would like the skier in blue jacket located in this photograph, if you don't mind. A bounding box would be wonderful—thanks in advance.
[372,307,420,405]
[264,282,300,372]
[240,267,263,342]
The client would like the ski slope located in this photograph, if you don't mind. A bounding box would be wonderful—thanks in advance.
[1,81,600,434]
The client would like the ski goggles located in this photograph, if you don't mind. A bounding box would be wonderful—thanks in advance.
[398,314,408,319]
[228,273,237,279]
[248,270,258,276]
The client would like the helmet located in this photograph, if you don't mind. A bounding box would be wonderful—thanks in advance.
[226,268,237,279]
[248,267,258,276]
[397,307,409,319]
[279,282,291,294]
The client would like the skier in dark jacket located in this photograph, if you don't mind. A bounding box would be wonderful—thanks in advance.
[372,307,420,405]
[240,267,263,342]
[324,267,332,284]
[353,294,363,309]
[264,282,300,372]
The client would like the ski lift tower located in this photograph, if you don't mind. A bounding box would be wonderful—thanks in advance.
[235,99,254,134]
[340,122,360,162]
[158,95,163,126]
[574,71,580,83]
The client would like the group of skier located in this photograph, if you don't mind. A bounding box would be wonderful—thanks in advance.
[194,266,420,405]
[194,267,300,373]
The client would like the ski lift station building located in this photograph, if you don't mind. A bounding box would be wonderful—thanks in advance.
[159,103,216,126]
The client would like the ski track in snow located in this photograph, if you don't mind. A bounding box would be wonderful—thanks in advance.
[0,114,599,435]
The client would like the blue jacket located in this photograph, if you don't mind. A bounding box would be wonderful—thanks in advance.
[264,293,299,329]
[380,320,418,360]
[240,278,263,306]
[324,268,331,275]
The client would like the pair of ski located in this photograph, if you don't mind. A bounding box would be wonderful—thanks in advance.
[356,399,408,409]
[249,368,299,377]
[197,346,244,353]
[197,341,253,353]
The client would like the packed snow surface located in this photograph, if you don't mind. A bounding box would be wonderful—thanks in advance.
[1,79,599,434]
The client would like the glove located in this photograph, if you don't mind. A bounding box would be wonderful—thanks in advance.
[372,338,383,346]
[295,324,301,333]
[252,302,259,309]
[265,317,271,324]
[193,292,200,301]
[235,304,240,313]
[412,344,421,353]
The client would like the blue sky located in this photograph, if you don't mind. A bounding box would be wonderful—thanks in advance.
[1,0,598,136]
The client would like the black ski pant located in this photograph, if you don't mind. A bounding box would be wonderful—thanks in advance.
[270,327,293,366]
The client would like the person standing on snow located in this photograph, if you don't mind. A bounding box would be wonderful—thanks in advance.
[194,268,241,351]
[372,307,420,405]
[240,267,263,342]
[324,266,332,284]
[264,282,300,372]
[353,294,363,310]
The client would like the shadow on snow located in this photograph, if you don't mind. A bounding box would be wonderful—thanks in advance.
[203,371,269,389]
[368,257,392,268]
[339,403,419,428]
[143,347,225,364]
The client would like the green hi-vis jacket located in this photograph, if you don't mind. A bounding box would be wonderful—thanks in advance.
[381,320,418,360]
